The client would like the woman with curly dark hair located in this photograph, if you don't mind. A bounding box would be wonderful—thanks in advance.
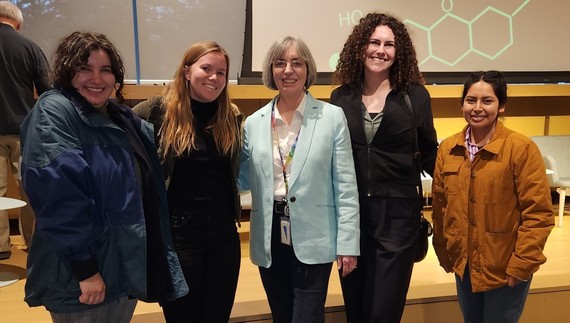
[330,12,439,323]
[20,31,188,322]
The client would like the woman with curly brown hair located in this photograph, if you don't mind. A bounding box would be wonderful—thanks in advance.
[330,12,439,323]
[20,31,188,322]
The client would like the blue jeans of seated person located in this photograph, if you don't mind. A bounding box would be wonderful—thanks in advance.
[456,265,531,323]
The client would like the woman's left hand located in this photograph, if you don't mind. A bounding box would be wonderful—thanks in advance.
[337,255,358,277]
[507,275,522,287]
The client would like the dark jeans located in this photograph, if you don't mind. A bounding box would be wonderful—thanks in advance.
[456,265,532,323]
[340,197,419,323]
[259,209,332,323]
[162,211,240,323]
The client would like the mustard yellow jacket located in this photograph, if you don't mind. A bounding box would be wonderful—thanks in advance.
[432,121,554,292]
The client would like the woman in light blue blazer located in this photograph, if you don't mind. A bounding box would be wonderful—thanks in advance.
[238,36,360,323]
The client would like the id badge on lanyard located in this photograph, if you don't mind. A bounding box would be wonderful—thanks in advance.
[280,217,291,245]
[280,198,291,245]
[272,101,298,247]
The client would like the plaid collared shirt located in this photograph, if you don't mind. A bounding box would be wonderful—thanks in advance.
[465,127,482,162]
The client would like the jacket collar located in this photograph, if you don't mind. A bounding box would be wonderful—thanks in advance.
[258,91,321,188]
[341,84,367,141]
[480,121,507,155]
[453,121,507,155]
[61,88,125,129]
[288,92,320,186]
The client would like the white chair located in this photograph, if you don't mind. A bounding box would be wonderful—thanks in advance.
[421,173,433,207]
[530,136,570,227]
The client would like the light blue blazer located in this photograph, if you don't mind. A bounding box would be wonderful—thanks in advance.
[239,92,360,268]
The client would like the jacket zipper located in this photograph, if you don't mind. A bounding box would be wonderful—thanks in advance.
[367,143,372,196]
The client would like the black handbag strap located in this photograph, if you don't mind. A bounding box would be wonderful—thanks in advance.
[402,92,424,202]
[403,93,433,240]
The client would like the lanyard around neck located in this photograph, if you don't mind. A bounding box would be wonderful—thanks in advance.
[271,100,301,197]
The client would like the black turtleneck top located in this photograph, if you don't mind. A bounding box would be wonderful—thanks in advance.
[166,99,234,217]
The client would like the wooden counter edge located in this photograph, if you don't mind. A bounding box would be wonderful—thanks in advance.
[122,83,570,100]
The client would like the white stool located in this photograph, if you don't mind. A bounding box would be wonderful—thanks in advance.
[0,197,26,288]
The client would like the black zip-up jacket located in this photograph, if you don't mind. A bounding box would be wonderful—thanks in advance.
[330,84,438,199]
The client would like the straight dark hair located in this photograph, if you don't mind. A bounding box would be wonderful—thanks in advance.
[461,71,508,107]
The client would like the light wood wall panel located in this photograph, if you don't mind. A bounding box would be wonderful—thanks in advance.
[548,116,570,135]
[503,116,547,137]
[433,118,465,140]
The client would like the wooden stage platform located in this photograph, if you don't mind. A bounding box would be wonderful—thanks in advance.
[1,212,569,323]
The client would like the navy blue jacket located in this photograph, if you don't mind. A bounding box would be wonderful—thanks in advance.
[20,89,188,313]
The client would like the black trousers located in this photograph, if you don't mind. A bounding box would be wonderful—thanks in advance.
[162,211,240,323]
[259,209,332,323]
[340,197,419,323]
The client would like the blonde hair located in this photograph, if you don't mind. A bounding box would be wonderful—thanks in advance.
[160,41,241,158]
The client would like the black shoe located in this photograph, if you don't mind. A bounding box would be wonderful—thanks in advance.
[0,251,11,260]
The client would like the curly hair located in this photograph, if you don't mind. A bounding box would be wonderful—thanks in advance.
[160,41,241,158]
[51,31,125,103]
[333,12,424,92]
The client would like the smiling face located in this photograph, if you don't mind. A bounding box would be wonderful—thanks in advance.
[71,49,116,109]
[364,25,396,77]
[186,51,227,103]
[462,80,505,136]
[272,46,307,97]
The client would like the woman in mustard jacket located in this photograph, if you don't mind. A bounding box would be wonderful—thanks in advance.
[432,70,554,323]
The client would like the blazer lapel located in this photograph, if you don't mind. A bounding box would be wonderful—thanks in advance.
[343,86,367,145]
[257,101,275,186]
[288,93,319,187]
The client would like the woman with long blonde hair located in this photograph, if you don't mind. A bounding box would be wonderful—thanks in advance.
[135,41,243,323]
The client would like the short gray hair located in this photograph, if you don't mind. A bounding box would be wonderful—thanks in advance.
[0,1,23,25]
[261,35,318,90]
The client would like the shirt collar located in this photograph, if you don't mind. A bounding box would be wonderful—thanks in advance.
[464,122,506,158]
[274,92,307,122]
[465,126,476,147]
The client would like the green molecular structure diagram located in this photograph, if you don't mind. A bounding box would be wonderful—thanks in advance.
[404,0,530,67]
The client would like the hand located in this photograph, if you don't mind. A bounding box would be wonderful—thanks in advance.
[78,272,106,305]
[507,275,522,287]
[337,255,358,277]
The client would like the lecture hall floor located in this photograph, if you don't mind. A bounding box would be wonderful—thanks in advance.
[1,211,570,323]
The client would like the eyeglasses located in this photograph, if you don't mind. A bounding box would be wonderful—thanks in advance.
[273,59,305,70]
